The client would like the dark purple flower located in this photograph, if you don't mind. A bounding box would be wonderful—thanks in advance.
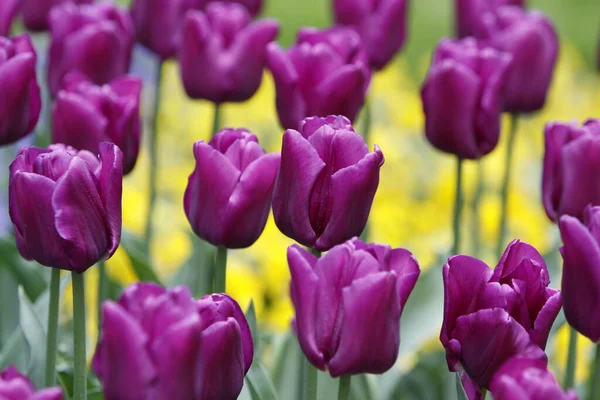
[421,37,511,159]
[272,115,383,251]
[266,26,370,129]
[288,238,419,376]
[9,143,123,273]
[0,366,62,400]
[0,0,19,36]
[52,72,142,175]
[21,0,93,32]
[92,283,253,400]
[455,0,524,39]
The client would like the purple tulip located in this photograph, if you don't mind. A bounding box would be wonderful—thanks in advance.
[272,115,383,251]
[559,206,600,342]
[490,357,577,400]
[332,0,408,70]
[52,72,142,175]
[288,238,419,376]
[421,38,511,159]
[0,0,19,36]
[21,0,93,32]
[0,35,42,146]
[542,119,600,222]
[92,283,253,400]
[266,26,371,129]
[179,2,279,103]
[184,128,280,248]
[0,366,63,400]
[441,239,561,394]
[48,2,134,96]
[9,143,123,273]
[455,0,524,39]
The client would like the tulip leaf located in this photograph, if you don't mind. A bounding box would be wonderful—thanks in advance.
[171,234,215,298]
[120,230,162,284]
[0,326,28,370]
[0,267,19,348]
[270,332,304,400]
[0,236,47,302]
[246,299,259,353]
[350,374,378,400]
[455,374,469,400]
[246,363,279,400]
[18,287,47,389]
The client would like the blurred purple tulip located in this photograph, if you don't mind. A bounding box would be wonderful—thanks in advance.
[288,238,419,376]
[266,26,370,129]
[9,143,123,273]
[21,0,93,32]
[179,2,278,103]
[421,38,511,159]
[184,128,280,248]
[0,366,63,400]
[0,0,19,36]
[92,283,253,400]
[48,2,134,96]
[542,119,600,222]
[272,115,383,251]
[455,0,524,39]
[52,72,142,175]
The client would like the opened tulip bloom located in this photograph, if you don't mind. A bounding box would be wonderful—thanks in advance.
[0,0,19,36]
[267,26,370,129]
[0,366,62,400]
[9,143,123,273]
[52,73,142,175]
[288,238,419,376]
[455,0,524,39]
[273,116,383,251]
[93,283,253,400]
[21,0,93,31]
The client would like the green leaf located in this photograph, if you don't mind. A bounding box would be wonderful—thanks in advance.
[0,327,28,369]
[19,287,47,389]
[0,268,19,347]
[170,234,215,298]
[0,236,47,302]
[270,332,304,400]
[245,300,258,353]
[246,363,279,400]
[455,374,469,400]
[350,374,378,400]
[120,230,162,284]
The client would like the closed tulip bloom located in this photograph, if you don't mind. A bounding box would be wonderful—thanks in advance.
[179,3,279,103]
[9,143,123,273]
[21,0,93,32]
[542,120,600,222]
[272,116,384,251]
[0,0,19,36]
[48,2,134,96]
[52,73,142,175]
[0,366,63,400]
[455,0,524,39]
[267,26,370,129]
[421,38,511,159]
[288,238,420,376]
[92,283,253,400]
[184,128,280,248]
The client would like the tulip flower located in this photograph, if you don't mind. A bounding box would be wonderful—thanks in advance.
[0,366,63,400]
[332,0,408,70]
[92,283,253,400]
[52,72,142,175]
[21,0,93,32]
[0,35,42,146]
[266,26,370,129]
[542,119,600,222]
[179,2,279,103]
[441,240,561,394]
[288,238,420,376]
[455,0,524,39]
[48,2,134,96]
[272,115,383,251]
[421,38,511,159]
[184,128,280,248]
[0,0,19,36]
[8,143,123,273]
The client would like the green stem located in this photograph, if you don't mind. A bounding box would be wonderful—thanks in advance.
[305,360,318,400]
[589,343,600,400]
[496,114,519,258]
[97,261,106,332]
[452,157,464,255]
[211,103,221,138]
[359,100,372,243]
[213,247,227,293]
[72,272,86,400]
[338,375,351,400]
[564,326,578,389]
[471,160,484,258]
[44,268,60,387]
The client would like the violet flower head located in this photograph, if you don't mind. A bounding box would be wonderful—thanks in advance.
[179,2,279,103]
[0,366,62,400]
[266,26,371,129]
[48,2,134,96]
[421,37,511,159]
[52,72,143,175]
[9,143,123,273]
[21,0,93,32]
[288,238,419,377]
[0,0,20,36]
[455,0,524,39]
[0,35,42,146]
[272,116,384,251]
[92,283,253,400]
[184,128,280,248]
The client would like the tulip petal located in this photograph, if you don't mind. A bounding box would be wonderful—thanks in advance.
[97,142,123,256]
[388,248,420,309]
[530,289,561,349]
[31,388,64,400]
[493,239,547,282]
[118,282,166,320]
[368,0,408,70]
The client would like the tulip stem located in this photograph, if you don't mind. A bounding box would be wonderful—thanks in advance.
[471,160,484,258]
[359,99,372,243]
[589,343,600,399]
[212,103,221,137]
[452,157,464,255]
[496,114,519,258]
[305,360,318,400]
[213,247,227,293]
[72,272,86,400]
[338,375,351,400]
[564,326,578,389]
[44,268,60,387]
[97,261,107,333]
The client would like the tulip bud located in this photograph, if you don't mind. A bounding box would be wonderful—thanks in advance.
[0,35,42,146]
[542,119,600,222]
[21,0,93,32]
[52,73,142,175]
[421,38,511,159]
[9,143,123,273]
[184,128,280,248]
[0,366,63,400]
[332,0,408,70]
[266,26,371,129]
[92,283,253,400]
[455,0,524,39]
[272,116,384,251]
[179,3,279,103]
[48,2,134,96]
[0,0,19,36]
[288,238,420,376]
